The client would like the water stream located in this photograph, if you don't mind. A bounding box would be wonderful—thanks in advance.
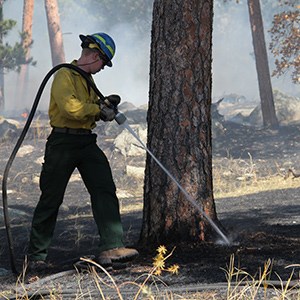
[121,121,231,246]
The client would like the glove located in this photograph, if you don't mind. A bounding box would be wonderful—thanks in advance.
[96,94,120,122]
[99,103,116,122]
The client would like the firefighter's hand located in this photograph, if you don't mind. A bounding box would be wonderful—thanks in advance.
[105,94,121,108]
[99,103,115,122]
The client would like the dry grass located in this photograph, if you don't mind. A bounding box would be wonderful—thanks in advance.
[214,174,300,199]
[213,154,300,199]
[119,197,143,213]
[1,251,300,300]
[222,255,300,300]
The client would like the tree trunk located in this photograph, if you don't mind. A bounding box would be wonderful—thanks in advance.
[18,0,34,104]
[140,0,219,247]
[44,0,65,66]
[0,0,4,112]
[247,0,278,128]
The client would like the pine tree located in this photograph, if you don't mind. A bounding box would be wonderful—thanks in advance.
[0,0,35,112]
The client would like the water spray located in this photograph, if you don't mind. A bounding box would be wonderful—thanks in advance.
[114,111,230,246]
[2,63,229,275]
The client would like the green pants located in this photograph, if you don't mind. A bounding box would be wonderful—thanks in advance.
[28,132,124,261]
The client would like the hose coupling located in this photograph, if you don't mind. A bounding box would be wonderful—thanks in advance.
[115,112,127,125]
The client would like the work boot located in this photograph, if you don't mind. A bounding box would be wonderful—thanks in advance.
[98,247,139,266]
[27,260,48,272]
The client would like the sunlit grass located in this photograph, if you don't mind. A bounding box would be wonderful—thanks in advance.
[119,197,143,213]
[214,174,300,199]
[213,153,300,198]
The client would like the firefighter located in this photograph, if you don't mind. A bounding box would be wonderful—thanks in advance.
[27,32,138,271]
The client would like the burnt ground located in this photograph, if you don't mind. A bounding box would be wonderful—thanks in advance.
[1,121,300,297]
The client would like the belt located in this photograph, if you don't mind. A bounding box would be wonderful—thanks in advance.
[52,127,92,135]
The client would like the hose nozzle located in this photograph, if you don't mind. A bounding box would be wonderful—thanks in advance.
[115,112,127,125]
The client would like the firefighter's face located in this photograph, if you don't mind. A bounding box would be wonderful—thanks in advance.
[90,53,105,74]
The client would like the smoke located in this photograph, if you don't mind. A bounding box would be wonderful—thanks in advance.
[212,2,299,102]
[3,1,151,113]
[212,3,257,101]
[96,23,151,105]
[2,1,299,113]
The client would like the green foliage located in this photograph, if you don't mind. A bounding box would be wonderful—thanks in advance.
[0,16,35,72]
[0,19,16,36]
[0,39,35,71]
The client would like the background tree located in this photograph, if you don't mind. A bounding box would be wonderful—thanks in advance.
[0,0,34,112]
[139,0,219,246]
[269,0,299,84]
[44,0,65,66]
[247,0,278,128]
[17,0,35,104]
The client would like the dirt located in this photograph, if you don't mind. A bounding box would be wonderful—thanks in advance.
[1,121,300,298]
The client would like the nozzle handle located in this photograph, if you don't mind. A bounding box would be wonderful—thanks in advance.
[115,112,127,125]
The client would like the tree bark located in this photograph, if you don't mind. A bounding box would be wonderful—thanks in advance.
[0,0,4,112]
[140,0,218,247]
[247,0,278,128]
[44,0,65,66]
[18,0,34,104]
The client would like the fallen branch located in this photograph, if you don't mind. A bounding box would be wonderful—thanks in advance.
[286,168,300,179]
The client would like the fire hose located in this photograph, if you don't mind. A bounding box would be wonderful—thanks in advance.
[2,64,231,276]
[1,63,126,275]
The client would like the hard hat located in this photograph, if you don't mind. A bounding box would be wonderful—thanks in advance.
[79,32,116,67]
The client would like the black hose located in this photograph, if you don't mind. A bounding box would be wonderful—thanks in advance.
[2,63,106,274]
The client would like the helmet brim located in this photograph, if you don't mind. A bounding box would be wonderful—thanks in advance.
[79,34,87,42]
[79,34,113,67]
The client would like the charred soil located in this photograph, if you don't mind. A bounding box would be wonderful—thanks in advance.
[1,121,300,297]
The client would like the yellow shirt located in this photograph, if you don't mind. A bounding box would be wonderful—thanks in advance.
[49,60,100,130]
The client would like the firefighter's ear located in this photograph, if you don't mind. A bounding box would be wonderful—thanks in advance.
[92,51,100,61]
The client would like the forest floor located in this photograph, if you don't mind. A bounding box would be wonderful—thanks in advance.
[1,121,300,299]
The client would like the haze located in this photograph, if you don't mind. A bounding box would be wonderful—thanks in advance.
[2,1,299,113]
